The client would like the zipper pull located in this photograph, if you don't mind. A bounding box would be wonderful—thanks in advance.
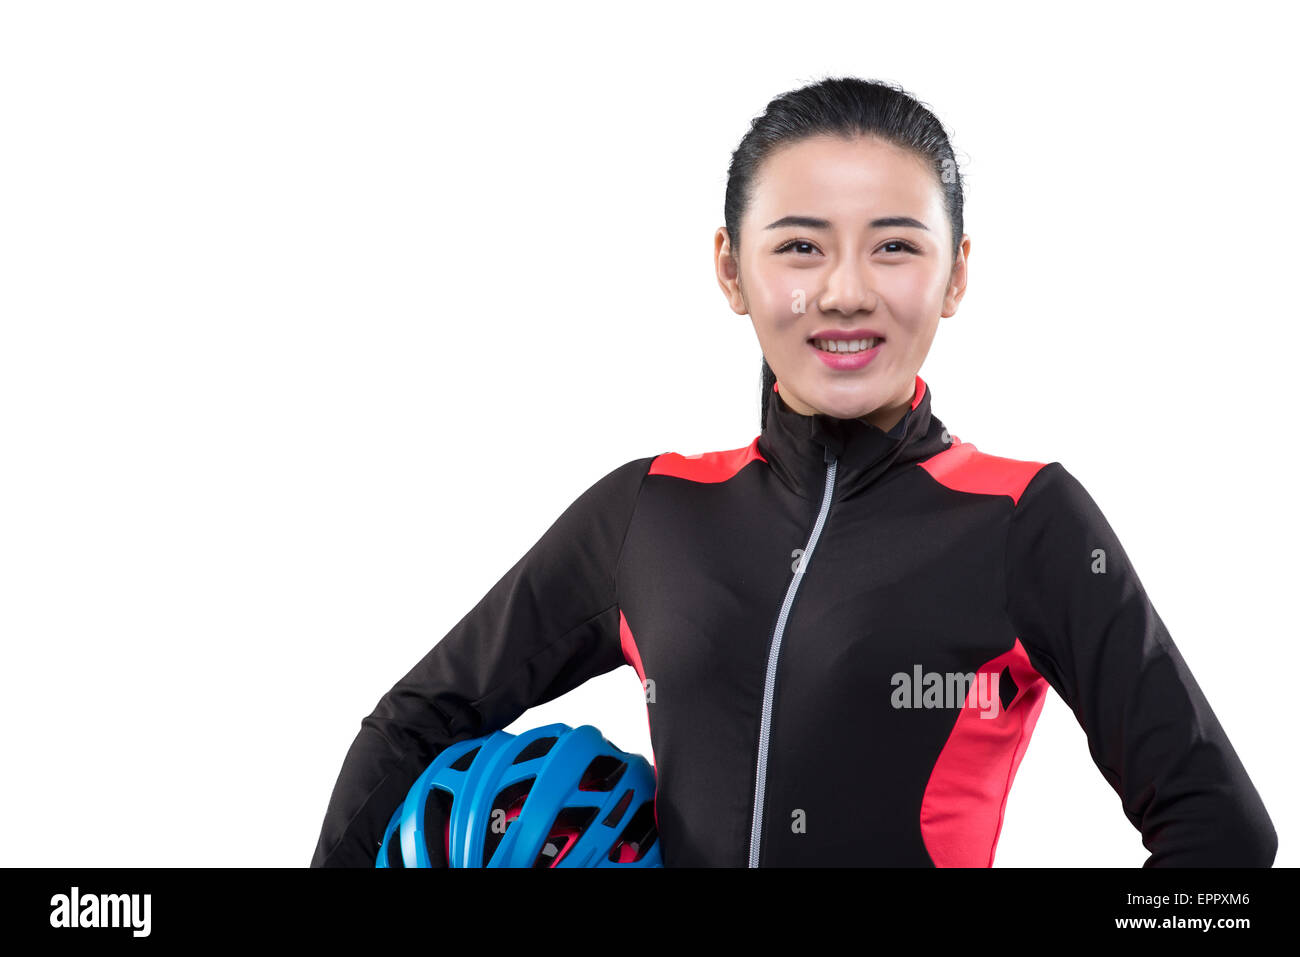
[823,444,837,467]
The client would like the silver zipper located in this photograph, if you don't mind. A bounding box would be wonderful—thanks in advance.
[748,447,837,867]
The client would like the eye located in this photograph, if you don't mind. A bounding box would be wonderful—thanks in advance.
[775,238,920,256]
[879,239,921,255]
[774,239,821,256]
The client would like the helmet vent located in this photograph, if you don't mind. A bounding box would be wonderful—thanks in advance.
[383,819,405,867]
[607,799,659,863]
[482,779,533,864]
[512,736,558,764]
[602,787,634,827]
[422,786,453,867]
[578,754,627,791]
[450,746,480,772]
[532,807,598,868]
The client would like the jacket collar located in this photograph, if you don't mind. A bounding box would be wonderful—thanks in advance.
[757,374,951,501]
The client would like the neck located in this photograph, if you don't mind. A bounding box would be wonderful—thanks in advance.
[758,374,942,502]
[774,380,916,431]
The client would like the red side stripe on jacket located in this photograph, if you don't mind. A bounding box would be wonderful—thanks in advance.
[619,609,660,834]
[918,638,1050,866]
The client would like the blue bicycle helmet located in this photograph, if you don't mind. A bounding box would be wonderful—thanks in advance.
[375,722,662,867]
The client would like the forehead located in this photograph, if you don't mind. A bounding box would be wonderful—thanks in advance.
[748,135,941,222]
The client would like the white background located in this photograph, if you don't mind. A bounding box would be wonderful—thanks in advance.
[1,0,1295,868]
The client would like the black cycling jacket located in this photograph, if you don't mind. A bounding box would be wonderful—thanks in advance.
[310,375,1277,867]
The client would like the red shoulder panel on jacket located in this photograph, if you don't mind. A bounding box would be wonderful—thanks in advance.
[918,439,1047,506]
[648,437,766,483]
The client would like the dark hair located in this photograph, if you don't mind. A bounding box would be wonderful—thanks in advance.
[723,76,966,428]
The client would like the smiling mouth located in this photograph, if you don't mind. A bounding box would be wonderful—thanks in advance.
[808,336,882,354]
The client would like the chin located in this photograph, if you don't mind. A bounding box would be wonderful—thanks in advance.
[805,393,878,420]
[806,380,891,419]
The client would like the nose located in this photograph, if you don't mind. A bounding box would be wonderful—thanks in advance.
[816,256,878,315]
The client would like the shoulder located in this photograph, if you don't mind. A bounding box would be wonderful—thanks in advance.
[567,455,660,512]
[1002,461,1126,571]
[645,438,764,484]
[915,433,1057,506]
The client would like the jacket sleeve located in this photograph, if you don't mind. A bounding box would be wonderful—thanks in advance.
[310,455,655,867]
[1004,461,1277,867]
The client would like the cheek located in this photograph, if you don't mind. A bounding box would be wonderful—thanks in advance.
[880,265,947,326]
[747,266,810,331]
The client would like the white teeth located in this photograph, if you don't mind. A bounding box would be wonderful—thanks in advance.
[812,337,879,353]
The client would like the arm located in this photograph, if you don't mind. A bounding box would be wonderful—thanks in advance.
[1004,462,1276,866]
[310,455,654,867]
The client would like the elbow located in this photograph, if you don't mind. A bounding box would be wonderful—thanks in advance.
[1144,807,1278,867]
[1226,795,1278,867]
[1243,817,1278,868]
[1213,822,1278,868]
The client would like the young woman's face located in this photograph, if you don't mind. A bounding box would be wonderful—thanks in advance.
[716,134,970,429]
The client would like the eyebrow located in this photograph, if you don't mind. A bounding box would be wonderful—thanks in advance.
[763,214,930,231]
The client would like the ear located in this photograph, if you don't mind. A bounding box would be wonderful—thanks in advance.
[715,226,748,315]
[941,234,971,318]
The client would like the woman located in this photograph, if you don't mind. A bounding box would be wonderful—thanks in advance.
[311,76,1277,867]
